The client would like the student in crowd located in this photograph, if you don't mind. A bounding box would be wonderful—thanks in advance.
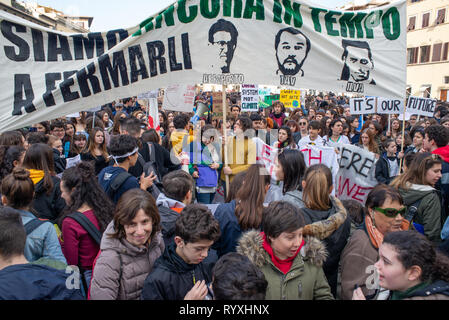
[269,101,287,129]
[155,170,193,246]
[390,153,443,244]
[224,171,246,203]
[273,126,298,151]
[81,127,110,176]
[211,252,268,300]
[295,117,309,144]
[89,189,164,300]
[111,111,127,136]
[286,120,301,145]
[1,168,66,264]
[22,143,66,223]
[340,184,408,300]
[141,204,221,300]
[387,119,402,140]
[98,110,113,132]
[63,121,76,158]
[0,130,25,148]
[213,164,270,258]
[357,128,380,157]
[189,125,222,204]
[405,126,425,154]
[49,120,66,142]
[237,201,334,300]
[297,120,326,148]
[59,161,115,286]
[369,121,385,153]
[98,135,156,204]
[0,145,25,182]
[32,121,50,134]
[275,149,306,209]
[0,208,84,300]
[72,113,87,134]
[353,230,449,300]
[221,116,257,184]
[68,132,88,158]
[47,135,66,175]
[299,164,351,297]
[375,139,403,185]
[347,116,361,145]
[324,119,350,148]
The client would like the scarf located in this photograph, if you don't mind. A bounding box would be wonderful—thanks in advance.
[261,231,304,275]
[278,140,289,149]
[365,214,410,249]
[28,169,45,185]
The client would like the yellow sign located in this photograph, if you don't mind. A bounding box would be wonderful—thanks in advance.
[280,90,301,108]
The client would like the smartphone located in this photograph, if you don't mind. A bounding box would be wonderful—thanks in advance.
[29,127,37,132]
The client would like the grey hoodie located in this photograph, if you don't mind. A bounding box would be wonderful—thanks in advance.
[282,190,305,208]
[89,221,165,300]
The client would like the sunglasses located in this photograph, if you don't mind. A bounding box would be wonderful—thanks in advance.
[374,207,406,218]
[299,122,307,125]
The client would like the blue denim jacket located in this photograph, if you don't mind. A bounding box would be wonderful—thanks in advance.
[18,210,67,264]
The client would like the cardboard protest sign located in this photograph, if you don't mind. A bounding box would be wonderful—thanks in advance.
[335,144,377,205]
[0,0,406,131]
[406,97,437,117]
[377,97,405,114]
[162,84,195,112]
[349,97,375,115]
[240,84,259,112]
[280,90,301,109]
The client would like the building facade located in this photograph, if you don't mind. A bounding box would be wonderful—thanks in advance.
[407,0,449,101]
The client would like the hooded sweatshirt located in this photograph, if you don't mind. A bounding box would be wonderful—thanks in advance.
[89,221,165,300]
[399,183,442,243]
[141,242,213,300]
[156,193,185,246]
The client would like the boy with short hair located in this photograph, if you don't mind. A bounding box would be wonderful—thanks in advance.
[141,204,221,300]
[298,120,326,148]
[375,138,402,185]
[0,207,84,300]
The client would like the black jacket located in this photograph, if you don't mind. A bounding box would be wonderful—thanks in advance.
[139,141,181,178]
[301,199,351,297]
[31,175,66,223]
[52,149,66,174]
[80,152,109,176]
[141,242,213,300]
[375,153,400,185]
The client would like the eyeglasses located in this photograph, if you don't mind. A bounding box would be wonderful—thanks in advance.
[374,207,406,218]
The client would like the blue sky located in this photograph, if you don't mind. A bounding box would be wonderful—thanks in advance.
[25,0,356,32]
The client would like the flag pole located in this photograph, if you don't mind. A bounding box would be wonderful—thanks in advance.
[399,99,407,173]
[223,84,229,197]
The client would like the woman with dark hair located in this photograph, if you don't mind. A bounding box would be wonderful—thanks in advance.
[98,110,113,131]
[1,167,66,264]
[32,121,50,134]
[89,188,164,300]
[59,161,114,286]
[369,121,385,152]
[63,121,76,158]
[286,120,301,144]
[68,132,87,158]
[340,184,409,300]
[299,164,351,297]
[22,143,66,222]
[275,149,306,208]
[347,116,361,145]
[81,127,110,176]
[390,154,443,243]
[0,130,25,148]
[269,101,286,128]
[273,126,298,151]
[387,118,402,140]
[0,145,25,182]
[111,111,127,136]
[72,112,87,134]
[353,230,449,300]
[158,111,168,138]
[323,119,350,148]
[357,128,380,157]
[237,201,333,300]
[213,164,271,258]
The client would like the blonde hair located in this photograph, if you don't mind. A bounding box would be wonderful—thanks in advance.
[302,164,332,211]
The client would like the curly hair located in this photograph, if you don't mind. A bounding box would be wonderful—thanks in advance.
[176,204,220,244]
[59,161,114,232]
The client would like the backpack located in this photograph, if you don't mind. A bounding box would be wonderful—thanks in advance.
[107,171,133,201]
[24,218,48,235]
[63,212,103,294]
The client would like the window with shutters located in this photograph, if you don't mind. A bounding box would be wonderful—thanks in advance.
[420,46,431,63]
[443,43,449,60]
[407,47,419,64]
[432,43,442,62]
[422,12,430,28]
[436,8,446,25]
[408,16,416,31]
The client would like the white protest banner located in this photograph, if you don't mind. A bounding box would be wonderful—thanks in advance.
[406,97,437,117]
[65,154,81,169]
[148,97,160,130]
[241,84,259,112]
[377,97,405,114]
[66,112,80,118]
[335,144,377,205]
[349,97,375,115]
[254,137,278,180]
[299,144,339,194]
[0,0,406,132]
[162,84,195,112]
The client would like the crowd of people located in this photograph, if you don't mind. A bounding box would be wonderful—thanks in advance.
[0,92,449,301]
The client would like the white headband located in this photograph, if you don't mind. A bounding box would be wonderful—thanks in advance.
[111,147,138,165]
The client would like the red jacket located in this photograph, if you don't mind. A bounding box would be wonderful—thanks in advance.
[61,210,101,270]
